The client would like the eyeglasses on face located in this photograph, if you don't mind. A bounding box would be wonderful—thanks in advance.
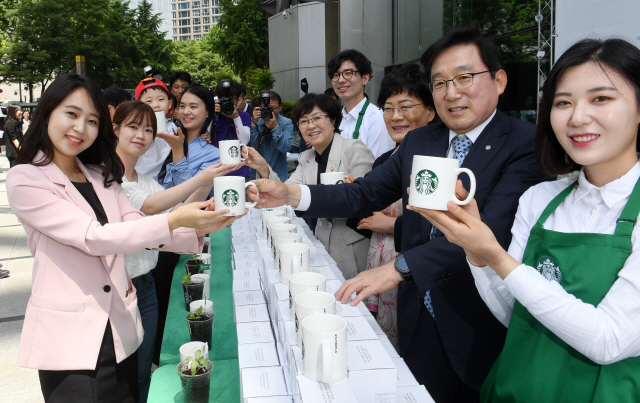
[298,115,330,128]
[330,69,359,82]
[428,70,490,94]
[381,104,423,117]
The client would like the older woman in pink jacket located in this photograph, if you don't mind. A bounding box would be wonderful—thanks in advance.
[7,74,238,403]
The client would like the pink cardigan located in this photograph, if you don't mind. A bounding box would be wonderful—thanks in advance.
[7,155,202,370]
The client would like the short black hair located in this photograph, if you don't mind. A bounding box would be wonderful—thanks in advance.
[215,79,241,98]
[291,93,342,133]
[324,87,339,101]
[420,26,501,80]
[238,85,247,98]
[103,87,132,108]
[327,49,373,79]
[377,65,434,110]
[269,91,282,106]
[139,85,170,100]
[15,73,124,188]
[169,71,192,87]
[535,38,640,176]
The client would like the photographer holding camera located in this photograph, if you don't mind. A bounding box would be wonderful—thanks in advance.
[209,79,252,178]
[249,90,293,181]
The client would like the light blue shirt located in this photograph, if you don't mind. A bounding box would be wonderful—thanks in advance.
[249,114,294,182]
[161,137,220,189]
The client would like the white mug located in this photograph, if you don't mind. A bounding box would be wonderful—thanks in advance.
[214,176,258,216]
[261,211,285,238]
[189,299,214,314]
[301,314,347,383]
[191,274,210,299]
[155,111,167,133]
[279,243,310,286]
[265,216,291,245]
[266,205,294,219]
[269,223,297,257]
[294,291,336,346]
[288,272,325,320]
[320,172,346,185]
[408,155,476,210]
[179,341,209,363]
[272,232,302,268]
[219,140,247,165]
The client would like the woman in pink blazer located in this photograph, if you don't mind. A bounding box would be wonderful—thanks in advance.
[7,74,238,403]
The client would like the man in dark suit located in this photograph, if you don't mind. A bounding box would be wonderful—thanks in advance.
[250,26,550,402]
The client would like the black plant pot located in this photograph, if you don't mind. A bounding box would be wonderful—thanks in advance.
[182,280,205,311]
[186,312,214,349]
[177,359,213,403]
[185,259,204,276]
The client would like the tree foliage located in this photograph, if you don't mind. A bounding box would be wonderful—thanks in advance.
[170,37,233,89]
[242,67,275,98]
[208,0,269,77]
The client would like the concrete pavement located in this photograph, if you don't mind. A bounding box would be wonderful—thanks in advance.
[0,152,44,403]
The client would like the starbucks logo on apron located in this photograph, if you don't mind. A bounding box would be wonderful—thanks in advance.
[222,189,239,207]
[415,169,439,195]
[536,256,562,283]
[336,180,344,184]
[228,146,239,158]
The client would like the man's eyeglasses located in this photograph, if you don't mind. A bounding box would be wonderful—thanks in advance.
[330,70,359,82]
[428,70,490,94]
[298,115,330,128]
[381,104,423,117]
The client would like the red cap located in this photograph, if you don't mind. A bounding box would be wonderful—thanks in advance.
[134,78,172,116]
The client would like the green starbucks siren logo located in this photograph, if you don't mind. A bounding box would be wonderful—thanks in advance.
[336,180,345,184]
[302,339,305,360]
[222,189,239,207]
[289,291,293,309]
[228,146,240,158]
[415,169,439,195]
[295,313,299,332]
[536,256,562,283]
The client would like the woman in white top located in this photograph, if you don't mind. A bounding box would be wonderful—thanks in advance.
[21,110,31,133]
[410,38,640,402]
[113,100,242,402]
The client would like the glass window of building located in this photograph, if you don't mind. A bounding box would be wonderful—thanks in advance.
[179,19,190,26]
[202,8,209,15]
[194,26,201,33]
[178,2,189,9]
[193,9,200,16]
[178,10,190,18]
[213,15,219,23]
[202,0,209,6]
[212,7,220,14]
[203,16,210,24]
[194,34,201,39]
[213,0,218,5]
[173,28,177,35]
[193,1,200,7]
[193,17,201,25]
[172,12,176,18]
[179,36,190,41]
[171,4,175,10]
[179,27,191,34]
[204,25,210,32]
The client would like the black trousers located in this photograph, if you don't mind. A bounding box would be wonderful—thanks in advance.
[151,251,180,365]
[403,305,480,403]
[39,321,138,403]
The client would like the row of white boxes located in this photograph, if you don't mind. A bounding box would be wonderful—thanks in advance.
[230,209,435,403]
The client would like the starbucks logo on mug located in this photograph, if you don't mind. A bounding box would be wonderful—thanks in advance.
[415,169,439,195]
[335,180,344,184]
[222,189,239,207]
[295,313,299,332]
[228,146,239,158]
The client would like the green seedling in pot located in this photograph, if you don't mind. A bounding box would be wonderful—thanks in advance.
[181,273,192,285]
[185,349,209,375]
[188,305,204,320]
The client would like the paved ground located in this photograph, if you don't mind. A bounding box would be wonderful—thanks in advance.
[0,151,44,403]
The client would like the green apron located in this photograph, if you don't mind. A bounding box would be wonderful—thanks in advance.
[481,179,640,402]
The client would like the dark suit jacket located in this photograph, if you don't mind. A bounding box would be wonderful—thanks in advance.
[301,110,551,390]
[4,120,22,159]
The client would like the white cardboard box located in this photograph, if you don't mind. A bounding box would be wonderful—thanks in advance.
[232,236,256,245]
[234,291,267,307]
[233,268,262,280]
[238,343,280,369]
[257,239,269,249]
[237,322,275,345]
[240,366,289,402]
[265,269,281,285]
[291,345,303,375]
[235,251,262,261]
[246,397,292,403]
[378,334,400,358]
[347,339,397,403]
[308,265,337,280]
[235,304,270,323]
[345,316,379,341]
[297,376,359,403]
[335,301,364,318]
[366,315,386,335]
[235,243,260,253]
[308,254,329,267]
[232,230,255,239]
[234,259,263,272]
[395,385,434,403]
[233,278,263,292]
[392,358,418,387]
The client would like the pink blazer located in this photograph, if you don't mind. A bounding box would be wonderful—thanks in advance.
[7,154,203,370]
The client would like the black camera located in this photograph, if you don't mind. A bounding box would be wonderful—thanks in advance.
[260,90,272,120]
[143,65,163,81]
[218,79,235,116]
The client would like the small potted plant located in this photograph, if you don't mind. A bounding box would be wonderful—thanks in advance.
[176,348,213,403]
[185,254,204,276]
[185,305,214,349]
[181,273,205,312]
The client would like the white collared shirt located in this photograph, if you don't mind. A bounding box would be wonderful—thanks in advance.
[470,162,640,365]
[339,97,396,159]
[446,109,496,158]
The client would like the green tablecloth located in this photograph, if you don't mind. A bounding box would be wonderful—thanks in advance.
[148,228,240,402]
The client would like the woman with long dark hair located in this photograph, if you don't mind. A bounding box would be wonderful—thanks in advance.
[411,38,640,401]
[4,104,23,167]
[8,74,236,402]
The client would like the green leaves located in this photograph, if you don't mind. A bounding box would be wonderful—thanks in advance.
[184,349,209,375]
[190,360,198,375]
[187,305,204,320]
[181,273,192,285]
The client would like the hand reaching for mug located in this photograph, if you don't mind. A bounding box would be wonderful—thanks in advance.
[357,211,396,234]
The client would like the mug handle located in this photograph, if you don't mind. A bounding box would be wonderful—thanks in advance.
[285,205,294,219]
[321,340,333,383]
[202,342,209,359]
[452,168,476,206]
[292,255,301,274]
[244,182,258,208]
[240,144,248,162]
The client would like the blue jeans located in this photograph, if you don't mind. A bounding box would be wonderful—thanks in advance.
[131,272,158,403]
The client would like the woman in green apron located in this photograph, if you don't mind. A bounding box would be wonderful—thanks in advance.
[408,38,640,402]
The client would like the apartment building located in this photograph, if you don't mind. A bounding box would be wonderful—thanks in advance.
[171,0,223,41]
[129,0,173,40]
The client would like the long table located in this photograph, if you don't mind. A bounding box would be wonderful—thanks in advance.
[147,228,240,402]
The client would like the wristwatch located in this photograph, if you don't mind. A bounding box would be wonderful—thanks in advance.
[394,254,412,282]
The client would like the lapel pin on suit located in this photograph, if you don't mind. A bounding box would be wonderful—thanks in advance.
[330,167,334,171]
[486,145,492,150]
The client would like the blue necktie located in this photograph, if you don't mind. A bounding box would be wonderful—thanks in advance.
[425,135,473,319]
